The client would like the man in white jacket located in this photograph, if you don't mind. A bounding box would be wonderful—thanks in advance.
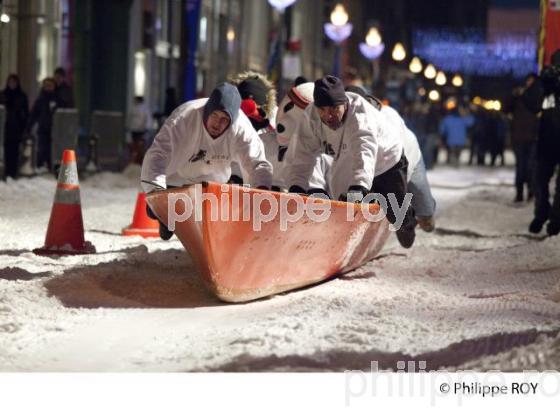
[345,85,436,232]
[283,75,416,248]
[141,82,272,239]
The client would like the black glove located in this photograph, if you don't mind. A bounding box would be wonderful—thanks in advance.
[228,175,244,185]
[289,185,306,194]
[256,185,269,190]
[338,185,369,203]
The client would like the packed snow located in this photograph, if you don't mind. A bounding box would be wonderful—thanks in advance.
[1,160,559,371]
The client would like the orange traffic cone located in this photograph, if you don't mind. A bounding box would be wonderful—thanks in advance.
[122,192,160,238]
[34,150,96,256]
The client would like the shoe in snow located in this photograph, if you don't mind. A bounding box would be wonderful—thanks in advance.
[417,216,435,232]
[547,222,560,236]
[529,218,545,234]
[396,228,415,248]
[159,223,174,240]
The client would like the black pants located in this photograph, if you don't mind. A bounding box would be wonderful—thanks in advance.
[370,155,417,232]
[37,131,52,169]
[513,142,535,198]
[533,156,560,226]
[145,185,179,227]
[3,138,21,179]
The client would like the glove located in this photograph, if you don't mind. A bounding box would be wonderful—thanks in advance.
[256,185,270,190]
[338,185,368,203]
[289,185,306,194]
[228,175,244,185]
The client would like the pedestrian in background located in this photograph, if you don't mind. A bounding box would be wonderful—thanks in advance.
[0,74,29,179]
[523,49,560,236]
[27,77,59,172]
[486,110,507,167]
[53,67,74,108]
[506,73,539,202]
[439,105,474,166]
[127,96,152,164]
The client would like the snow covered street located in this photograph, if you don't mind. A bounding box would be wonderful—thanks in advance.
[1,164,559,371]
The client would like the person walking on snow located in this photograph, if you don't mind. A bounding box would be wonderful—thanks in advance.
[523,49,560,236]
[438,106,474,167]
[283,75,417,248]
[27,77,60,172]
[127,96,152,164]
[0,74,29,179]
[141,82,273,240]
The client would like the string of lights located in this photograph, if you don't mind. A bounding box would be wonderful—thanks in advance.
[413,29,538,78]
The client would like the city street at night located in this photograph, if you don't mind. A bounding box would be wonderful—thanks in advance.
[1,0,560,408]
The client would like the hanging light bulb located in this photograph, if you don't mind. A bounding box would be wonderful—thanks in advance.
[365,27,382,47]
[424,64,436,80]
[428,89,440,102]
[452,74,463,87]
[392,42,406,61]
[330,4,349,27]
[435,71,447,86]
[409,57,422,74]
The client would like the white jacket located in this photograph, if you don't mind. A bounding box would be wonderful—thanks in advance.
[141,98,272,192]
[283,92,402,199]
[380,105,422,181]
[230,125,285,187]
[127,103,152,132]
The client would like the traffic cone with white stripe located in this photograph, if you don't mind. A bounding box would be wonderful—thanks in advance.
[34,150,96,255]
[122,192,160,238]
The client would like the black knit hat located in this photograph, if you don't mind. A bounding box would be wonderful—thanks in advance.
[313,75,348,107]
[203,83,241,123]
[237,78,268,106]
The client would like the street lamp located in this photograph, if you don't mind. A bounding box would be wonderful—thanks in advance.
[267,0,298,93]
[227,27,235,54]
[428,89,440,102]
[435,71,446,86]
[324,3,353,77]
[391,42,406,62]
[359,27,384,87]
[359,27,384,60]
[267,0,297,11]
[424,64,436,80]
[409,56,422,74]
[452,74,463,87]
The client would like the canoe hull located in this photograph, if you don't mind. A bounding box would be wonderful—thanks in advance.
[147,183,390,302]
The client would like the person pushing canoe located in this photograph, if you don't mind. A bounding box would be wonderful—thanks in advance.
[141,82,273,240]
[283,75,417,248]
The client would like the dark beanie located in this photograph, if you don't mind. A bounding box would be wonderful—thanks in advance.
[313,75,348,107]
[203,83,241,123]
[237,78,268,106]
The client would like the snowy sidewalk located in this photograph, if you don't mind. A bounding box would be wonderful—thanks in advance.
[1,165,559,371]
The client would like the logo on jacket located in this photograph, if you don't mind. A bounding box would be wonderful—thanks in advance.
[323,142,335,156]
[189,149,207,163]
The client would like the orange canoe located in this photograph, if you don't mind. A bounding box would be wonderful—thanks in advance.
[146,182,390,302]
